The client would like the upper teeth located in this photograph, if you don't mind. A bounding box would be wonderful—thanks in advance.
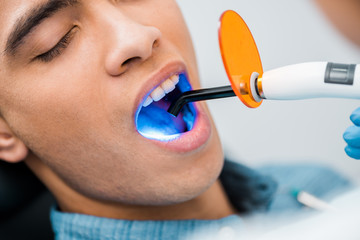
[143,75,180,107]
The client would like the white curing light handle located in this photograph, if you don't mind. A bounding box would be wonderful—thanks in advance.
[259,62,360,100]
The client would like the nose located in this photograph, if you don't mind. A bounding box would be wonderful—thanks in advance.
[105,17,162,76]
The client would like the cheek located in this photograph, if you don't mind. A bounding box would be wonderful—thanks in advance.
[2,68,129,160]
[1,72,139,189]
[10,85,91,148]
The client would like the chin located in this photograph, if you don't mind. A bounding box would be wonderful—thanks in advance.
[140,131,224,206]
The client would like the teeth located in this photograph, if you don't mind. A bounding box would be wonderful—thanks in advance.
[143,96,153,107]
[142,75,179,107]
[161,79,176,93]
[151,87,166,101]
[170,75,179,85]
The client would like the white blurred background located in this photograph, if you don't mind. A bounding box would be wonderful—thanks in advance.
[176,0,360,183]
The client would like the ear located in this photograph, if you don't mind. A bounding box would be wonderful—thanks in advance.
[0,118,28,163]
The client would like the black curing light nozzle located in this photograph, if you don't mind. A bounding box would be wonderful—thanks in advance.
[167,85,236,117]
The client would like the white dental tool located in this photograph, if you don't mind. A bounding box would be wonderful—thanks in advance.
[253,62,359,102]
[167,10,360,116]
[218,10,360,110]
[168,62,359,116]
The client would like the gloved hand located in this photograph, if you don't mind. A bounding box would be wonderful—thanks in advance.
[344,107,360,159]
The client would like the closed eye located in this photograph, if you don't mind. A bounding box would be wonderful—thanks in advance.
[34,26,77,63]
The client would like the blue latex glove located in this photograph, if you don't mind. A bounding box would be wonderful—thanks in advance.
[344,107,360,159]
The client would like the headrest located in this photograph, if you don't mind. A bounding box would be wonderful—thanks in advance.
[0,161,47,220]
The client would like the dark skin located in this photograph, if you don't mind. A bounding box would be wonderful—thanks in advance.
[0,0,236,220]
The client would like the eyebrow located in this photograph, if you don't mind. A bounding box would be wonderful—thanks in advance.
[4,0,80,56]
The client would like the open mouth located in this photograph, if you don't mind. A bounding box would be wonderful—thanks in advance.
[136,74,197,141]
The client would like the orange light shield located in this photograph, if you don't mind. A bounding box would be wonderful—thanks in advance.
[219,10,263,108]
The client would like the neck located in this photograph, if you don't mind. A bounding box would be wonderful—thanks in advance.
[62,180,236,220]
[26,155,236,221]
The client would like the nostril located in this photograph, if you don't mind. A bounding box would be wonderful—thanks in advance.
[122,57,141,68]
[153,39,160,48]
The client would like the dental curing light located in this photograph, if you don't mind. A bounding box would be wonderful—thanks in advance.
[168,10,360,117]
[168,86,235,116]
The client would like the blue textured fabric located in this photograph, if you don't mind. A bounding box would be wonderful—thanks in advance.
[51,161,352,240]
[51,210,243,240]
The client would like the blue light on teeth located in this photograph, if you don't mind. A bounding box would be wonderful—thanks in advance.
[136,74,197,142]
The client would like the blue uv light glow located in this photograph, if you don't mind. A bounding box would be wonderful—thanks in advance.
[136,74,197,141]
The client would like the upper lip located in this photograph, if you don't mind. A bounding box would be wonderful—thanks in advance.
[134,61,188,115]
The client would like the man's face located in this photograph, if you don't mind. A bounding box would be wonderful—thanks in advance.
[0,0,223,205]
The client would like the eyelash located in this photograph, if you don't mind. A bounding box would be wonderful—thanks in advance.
[35,28,75,63]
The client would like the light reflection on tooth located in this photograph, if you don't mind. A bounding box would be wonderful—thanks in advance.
[161,79,176,94]
[170,75,179,85]
[151,87,166,101]
[143,96,153,107]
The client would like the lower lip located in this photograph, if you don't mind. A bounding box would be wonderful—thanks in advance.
[143,103,212,153]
